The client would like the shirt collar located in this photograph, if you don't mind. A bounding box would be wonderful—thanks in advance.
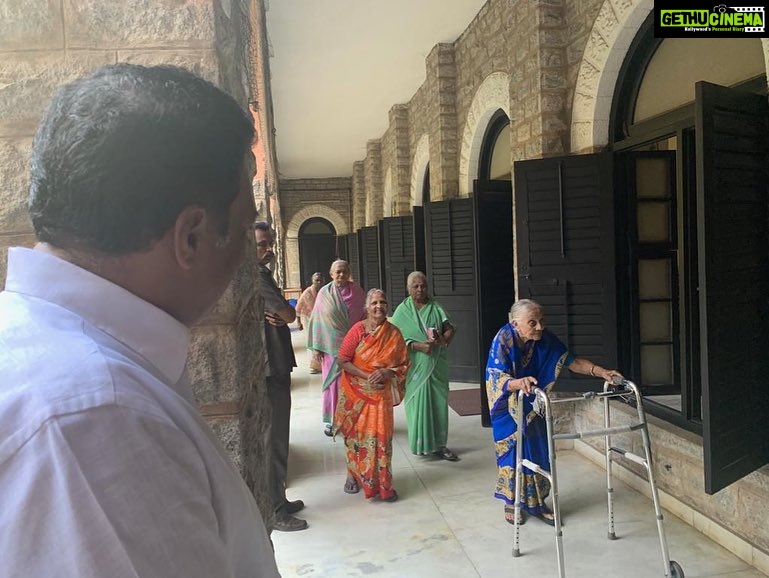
[4,247,190,384]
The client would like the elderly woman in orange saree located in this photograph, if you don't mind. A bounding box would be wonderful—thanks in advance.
[333,289,410,502]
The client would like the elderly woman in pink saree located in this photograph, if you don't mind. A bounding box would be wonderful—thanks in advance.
[307,260,366,436]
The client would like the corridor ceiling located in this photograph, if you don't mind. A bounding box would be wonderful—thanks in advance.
[265,0,488,179]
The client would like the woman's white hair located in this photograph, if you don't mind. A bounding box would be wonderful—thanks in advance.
[406,270,427,288]
[508,299,543,322]
[365,288,387,308]
[329,259,349,275]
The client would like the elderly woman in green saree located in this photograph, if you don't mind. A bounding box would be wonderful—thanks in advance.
[391,271,458,461]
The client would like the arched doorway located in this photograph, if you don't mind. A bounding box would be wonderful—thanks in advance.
[298,218,336,288]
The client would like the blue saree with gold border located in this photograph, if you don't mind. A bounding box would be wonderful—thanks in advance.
[485,324,572,514]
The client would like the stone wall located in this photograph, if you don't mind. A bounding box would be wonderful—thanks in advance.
[352,161,366,230]
[280,177,352,288]
[281,177,352,232]
[364,140,383,225]
[0,0,274,525]
[407,80,434,201]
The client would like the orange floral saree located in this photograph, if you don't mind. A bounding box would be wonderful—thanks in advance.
[333,320,410,500]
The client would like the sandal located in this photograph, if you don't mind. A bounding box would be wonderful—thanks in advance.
[433,447,459,461]
[383,490,398,503]
[343,477,359,494]
[323,424,333,437]
[534,508,556,527]
[504,506,526,526]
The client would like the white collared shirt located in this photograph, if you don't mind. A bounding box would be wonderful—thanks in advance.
[0,248,280,578]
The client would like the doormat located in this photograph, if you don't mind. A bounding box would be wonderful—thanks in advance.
[448,387,481,416]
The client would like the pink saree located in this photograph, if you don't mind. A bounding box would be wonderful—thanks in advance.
[306,281,366,424]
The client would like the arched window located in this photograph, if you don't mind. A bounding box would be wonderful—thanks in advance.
[478,109,511,181]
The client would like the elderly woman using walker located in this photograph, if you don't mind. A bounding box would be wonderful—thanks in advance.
[485,299,622,525]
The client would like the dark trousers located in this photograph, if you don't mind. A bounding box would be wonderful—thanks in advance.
[267,373,292,512]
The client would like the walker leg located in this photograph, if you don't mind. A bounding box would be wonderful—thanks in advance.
[512,393,524,558]
[542,392,566,578]
[603,392,616,540]
[632,387,675,577]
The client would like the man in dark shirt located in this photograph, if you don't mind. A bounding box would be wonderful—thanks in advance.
[254,222,307,532]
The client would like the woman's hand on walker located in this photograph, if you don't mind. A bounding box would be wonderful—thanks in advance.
[508,376,537,394]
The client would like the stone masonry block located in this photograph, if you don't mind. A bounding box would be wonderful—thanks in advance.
[200,250,259,326]
[116,49,219,84]
[541,48,565,68]
[594,1,622,45]
[0,51,115,137]
[188,325,245,405]
[207,416,242,469]
[540,6,565,28]
[541,72,567,90]
[0,138,33,232]
[737,488,769,552]
[64,0,216,49]
[0,0,64,51]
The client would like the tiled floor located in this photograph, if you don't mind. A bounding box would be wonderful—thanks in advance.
[272,328,766,577]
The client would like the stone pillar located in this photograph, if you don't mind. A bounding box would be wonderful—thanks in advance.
[352,161,366,230]
[364,140,383,225]
[536,2,569,156]
[390,105,412,216]
[507,1,569,160]
[427,43,459,201]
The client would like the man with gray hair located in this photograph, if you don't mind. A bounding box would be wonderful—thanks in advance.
[0,64,279,576]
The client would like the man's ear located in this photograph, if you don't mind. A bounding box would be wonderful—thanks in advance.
[173,206,207,270]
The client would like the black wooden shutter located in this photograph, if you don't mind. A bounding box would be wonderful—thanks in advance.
[380,216,415,306]
[473,180,515,425]
[425,198,479,382]
[696,81,769,494]
[336,234,349,261]
[359,225,381,291]
[348,232,361,284]
[514,153,617,392]
[413,205,426,273]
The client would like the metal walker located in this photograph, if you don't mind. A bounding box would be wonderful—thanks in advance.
[510,378,684,578]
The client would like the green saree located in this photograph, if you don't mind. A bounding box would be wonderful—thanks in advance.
[390,296,452,455]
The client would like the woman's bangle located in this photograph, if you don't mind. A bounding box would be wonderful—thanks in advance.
[590,364,596,377]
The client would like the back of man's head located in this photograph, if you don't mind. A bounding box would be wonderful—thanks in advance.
[29,64,255,255]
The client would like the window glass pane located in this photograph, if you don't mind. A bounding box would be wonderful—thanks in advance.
[489,125,511,180]
[638,259,671,299]
[641,344,673,385]
[636,157,671,199]
[634,38,764,123]
[302,220,333,235]
[640,301,672,342]
[637,202,670,242]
